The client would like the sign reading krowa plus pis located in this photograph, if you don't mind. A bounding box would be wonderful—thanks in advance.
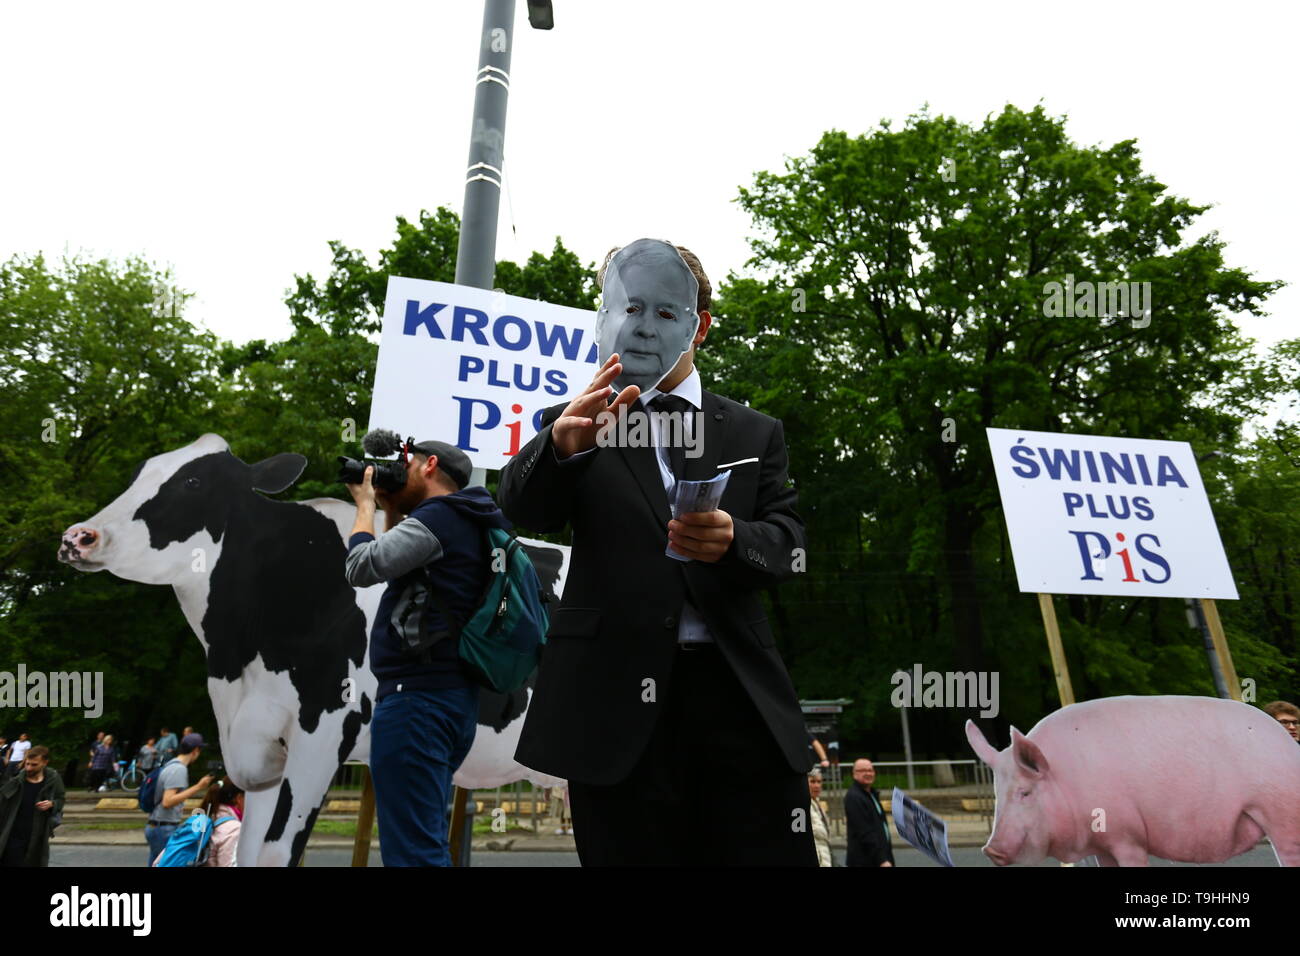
[370,278,599,470]
[985,428,1238,599]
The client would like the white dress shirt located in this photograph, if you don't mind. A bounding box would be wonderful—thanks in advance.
[639,369,714,644]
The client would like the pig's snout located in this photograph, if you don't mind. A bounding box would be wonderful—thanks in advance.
[983,845,1012,866]
[59,525,101,563]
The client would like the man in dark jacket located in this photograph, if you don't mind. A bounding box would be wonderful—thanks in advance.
[498,241,816,866]
[344,437,509,867]
[845,758,894,867]
[0,746,65,867]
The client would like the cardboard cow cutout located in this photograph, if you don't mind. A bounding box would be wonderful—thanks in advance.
[966,695,1300,867]
[59,433,564,866]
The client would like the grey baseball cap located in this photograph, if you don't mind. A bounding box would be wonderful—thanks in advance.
[411,440,472,489]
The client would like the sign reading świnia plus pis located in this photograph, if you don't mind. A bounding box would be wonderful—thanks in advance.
[369,278,599,470]
[985,428,1237,599]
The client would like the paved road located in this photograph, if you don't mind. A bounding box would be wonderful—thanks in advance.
[48,845,1281,867]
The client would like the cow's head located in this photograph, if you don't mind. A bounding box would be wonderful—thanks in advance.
[59,434,307,585]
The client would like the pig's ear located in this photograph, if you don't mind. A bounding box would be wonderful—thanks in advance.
[1010,727,1050,777]
[965,720,999,765]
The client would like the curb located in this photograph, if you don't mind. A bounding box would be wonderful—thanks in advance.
[51,833,991,850]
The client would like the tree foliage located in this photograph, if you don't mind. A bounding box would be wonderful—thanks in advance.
[701,105,1293,745]
[0,254,220,763]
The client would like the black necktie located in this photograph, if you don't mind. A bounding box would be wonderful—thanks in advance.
[650,394,691,482]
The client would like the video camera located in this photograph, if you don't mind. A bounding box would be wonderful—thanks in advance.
[336,428,415,493]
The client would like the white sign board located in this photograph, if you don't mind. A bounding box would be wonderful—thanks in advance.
[369,278,599,470]
[986,427,1237,599]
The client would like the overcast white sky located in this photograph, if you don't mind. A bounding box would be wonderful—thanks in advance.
[2,0,1296,354]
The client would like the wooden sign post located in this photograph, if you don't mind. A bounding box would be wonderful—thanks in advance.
[1199,598,1242,701]
[350,766,377,867]
[1036,594,1076,707]
[1035,593,1242,709]
[448,786,471,866]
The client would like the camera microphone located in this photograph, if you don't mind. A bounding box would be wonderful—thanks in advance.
[362,428,404,458]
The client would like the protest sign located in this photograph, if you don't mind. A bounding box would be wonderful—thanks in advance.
[986,428,1237,599]
[370,278,599,470]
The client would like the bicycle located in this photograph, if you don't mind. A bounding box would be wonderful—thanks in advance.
[120,758,144,791]
[98,758,143,792]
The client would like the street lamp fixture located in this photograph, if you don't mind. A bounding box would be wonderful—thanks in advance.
[527,0,554,29]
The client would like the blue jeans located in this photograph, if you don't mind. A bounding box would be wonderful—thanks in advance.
[370,685,479,867]
[145,823,176,865]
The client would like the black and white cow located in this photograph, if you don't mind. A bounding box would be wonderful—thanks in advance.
[58,433,565,866]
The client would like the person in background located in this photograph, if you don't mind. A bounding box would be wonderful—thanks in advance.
[153,777,244,867]
[87,734,118,791]
[1263,700,1300,743]
[549,783,572,836]
[156,727,178,763]
[808,769,832,867]
[83,731,104,785]
[808,732,831,771]
[145,733,214,866]
[136,737,159,773]
[0,746,64,867]
[198,779,243,867]
[6,734,32,781]
[845,758,894,867]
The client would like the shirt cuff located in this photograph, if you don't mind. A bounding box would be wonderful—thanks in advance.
[347,531,375,551]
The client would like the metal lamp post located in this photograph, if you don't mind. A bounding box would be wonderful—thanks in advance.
[448,0,553,868]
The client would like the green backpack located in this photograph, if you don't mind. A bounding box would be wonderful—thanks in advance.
[423,527,550,694]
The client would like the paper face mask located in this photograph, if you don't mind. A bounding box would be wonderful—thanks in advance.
[595,238,701,393]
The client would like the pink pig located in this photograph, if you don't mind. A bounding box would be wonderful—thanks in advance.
[965,695,1300,866]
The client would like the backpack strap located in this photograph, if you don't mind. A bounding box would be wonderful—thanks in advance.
[146,759,181,823]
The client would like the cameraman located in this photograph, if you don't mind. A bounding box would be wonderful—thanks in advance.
[344,438,510,866]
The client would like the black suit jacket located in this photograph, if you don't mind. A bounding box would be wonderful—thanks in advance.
[845,782,895,866]
[497,389,809,785]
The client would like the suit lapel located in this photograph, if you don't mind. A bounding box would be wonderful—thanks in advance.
[679,391,730,610]
[685,390,726,482]
[614,398,672,523]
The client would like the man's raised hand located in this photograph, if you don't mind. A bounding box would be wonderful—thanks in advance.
[553,353,641,459]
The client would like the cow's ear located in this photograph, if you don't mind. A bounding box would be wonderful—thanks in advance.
[250,453,308,493]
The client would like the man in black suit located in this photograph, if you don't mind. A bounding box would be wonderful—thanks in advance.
[845,758,895,867]
[497,240,816,865]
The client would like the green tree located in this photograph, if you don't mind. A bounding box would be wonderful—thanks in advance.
[0,254,221,763]
[704,105,1286,742]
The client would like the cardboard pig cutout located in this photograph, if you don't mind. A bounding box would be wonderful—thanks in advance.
[596,239,701,394]
[966,695,1300,866]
